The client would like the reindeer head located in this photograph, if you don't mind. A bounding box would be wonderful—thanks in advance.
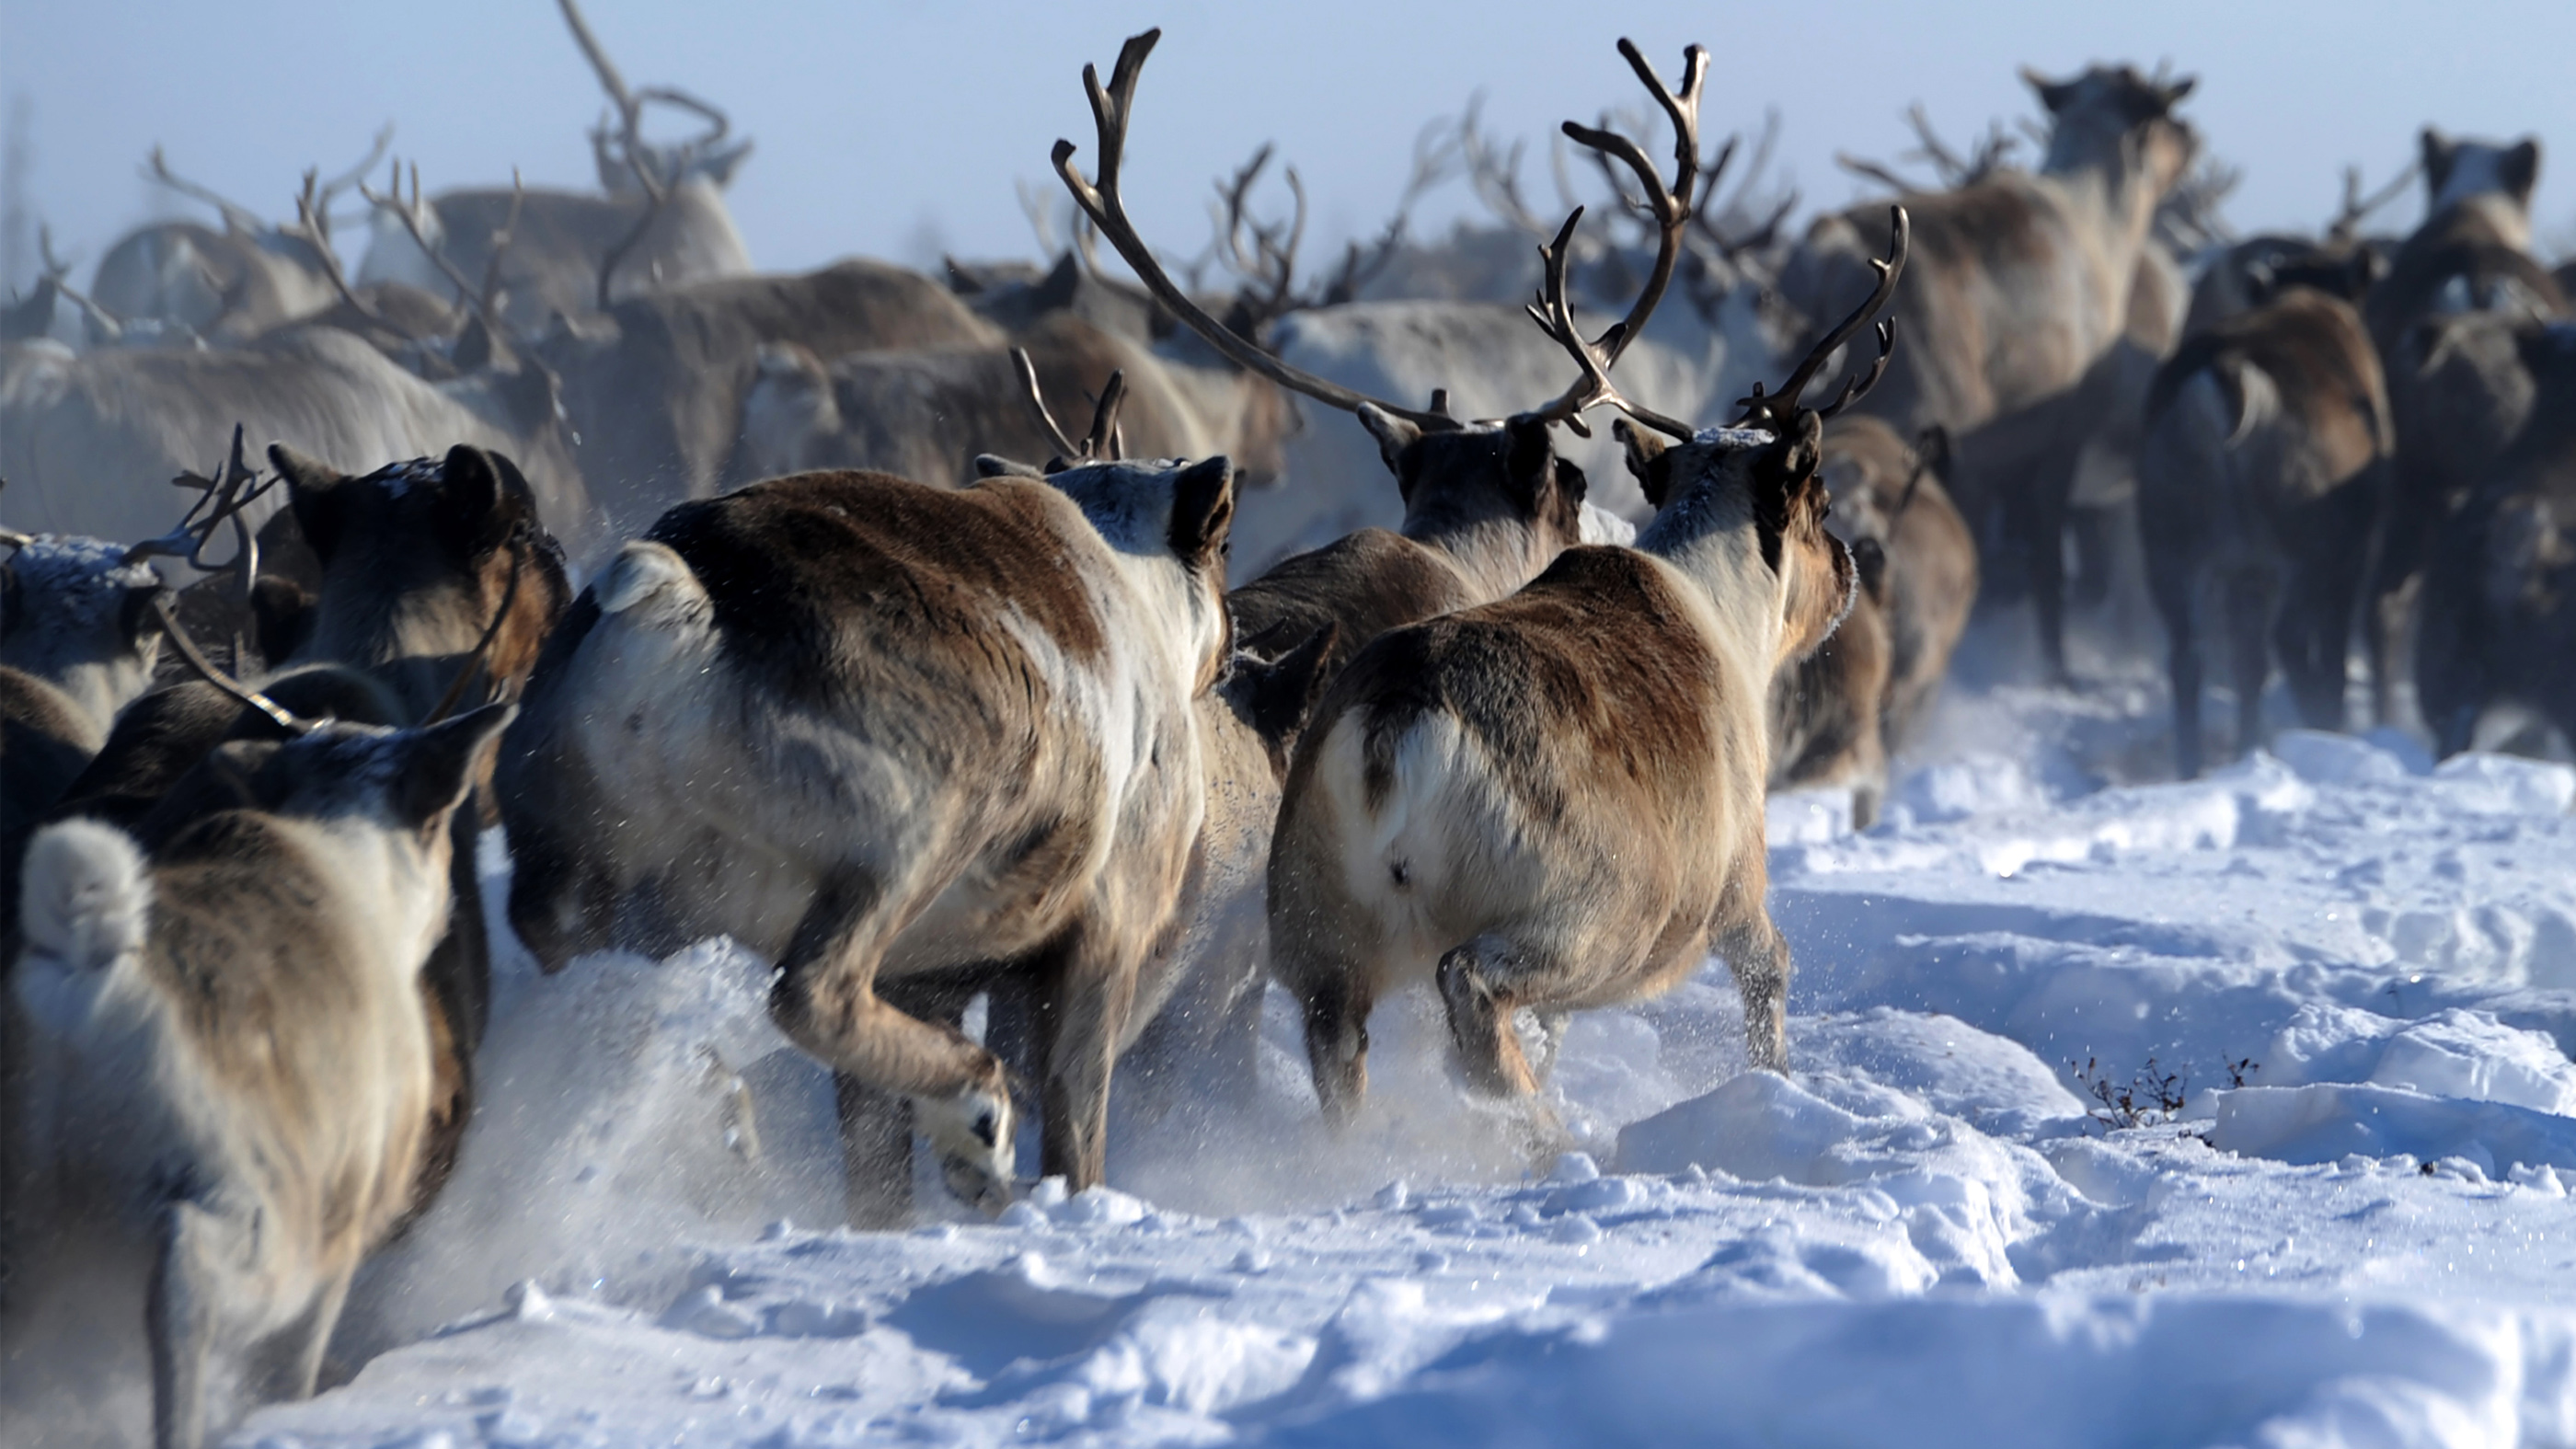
[0,535,167,731]
[1621,206,1909,667]
[184,704,515,959]
[269,443,569,718]
[1053,30,1697,555]
[738,342,841,480]
[2421,129,2544,247]
[980,454,1239,698]
[2024,64,2198,202]
[1354,404,1590,591]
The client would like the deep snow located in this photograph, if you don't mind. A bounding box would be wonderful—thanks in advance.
[197,644,2576,1449]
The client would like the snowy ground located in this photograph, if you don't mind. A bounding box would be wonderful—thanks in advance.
[218,632,2576,1449]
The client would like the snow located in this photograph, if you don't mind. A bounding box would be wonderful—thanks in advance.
[154,650,2576,1446]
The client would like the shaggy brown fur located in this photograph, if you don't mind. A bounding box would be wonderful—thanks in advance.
[500,463,1235,1222]
[5,707,510,1449]
[1270,412,1855,1126]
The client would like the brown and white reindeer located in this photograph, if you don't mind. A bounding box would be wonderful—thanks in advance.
[1268,203,1903,1124]
[2138,267,2393,778]
[4,701,513,1449]
[47,440,570,1224]
[497,444,1237,1223]
[1784,64,2194,680]
[948,368,1344,1126]
[1052,29,1701,684]
[1769,418,1975,827]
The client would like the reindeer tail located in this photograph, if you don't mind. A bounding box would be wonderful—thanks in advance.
[17,819,151,977]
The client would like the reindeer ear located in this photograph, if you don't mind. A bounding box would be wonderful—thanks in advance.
[2021,67,2074,114]
[972,454,1046,479]
[272,443,350,564]
[1782,410,1826,485]
[1616,419,1676,509]
[2421,128,2455,191]
[1167,456,1236,572]
[1235,622,1339,757]
[1356,403,1421,477]
[1913,424,1952,480]
[434,444,508,558]
[119,581,168,651]
[1503,414,1557,509]
[392,702,516,829]
[2503,140,2542,203]
[2157,75,2195,109]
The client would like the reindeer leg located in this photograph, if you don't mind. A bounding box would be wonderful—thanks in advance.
[150,1202,245,1449]
[1712,913,1792,1075]
[833,1076,916,1229]
[249,1263,352,1407]
[2225,570,2277,763]
[2145,526,2203,779]
[1435,936,1545,1098]
[1029,922,1140,1194]
[768,869,1015,1220]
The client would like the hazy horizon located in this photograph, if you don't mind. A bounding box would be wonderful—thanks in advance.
[5,0,2573,297]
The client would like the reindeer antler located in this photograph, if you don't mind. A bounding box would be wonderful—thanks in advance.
[124,425,283,680]
[1053,29,1458,431]
[1736,204,1908,428]
[2329,158,2421,244]
[1012,348,1129,466]
[1523,208,1696,440]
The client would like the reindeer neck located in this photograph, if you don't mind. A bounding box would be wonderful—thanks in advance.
[2040,137,2165,269]
[1403,506,1562,604]
[1635,486,1784,717]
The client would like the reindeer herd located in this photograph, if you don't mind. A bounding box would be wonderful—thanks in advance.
[2,8,2570,1445]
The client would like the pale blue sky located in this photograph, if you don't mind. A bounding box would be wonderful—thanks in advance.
[5,0,2572,291]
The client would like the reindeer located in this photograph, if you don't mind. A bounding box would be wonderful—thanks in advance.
[45,441,569,1233]
[535,259,1003,529]
[1052,29,1697,679]
[734,311,1240,489]
[1769,418,1975,825]
[86,131,392,344]
[4,700,512,1449]
[2362,130,2566,729]
[1268,177,1900,1122]
[2138,271,2392,777]
[498,438,1236,1221]
[1786,65,2194,680]
[2414,322,2576,757]
[1,324,596,558]
[357,0,753,332]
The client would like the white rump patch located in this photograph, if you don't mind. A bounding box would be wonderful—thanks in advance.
[17,819,151,974]
[596,541,705,622]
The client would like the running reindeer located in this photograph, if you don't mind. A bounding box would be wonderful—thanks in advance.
[1267,176,1904,1121]
[7,662,512,1449]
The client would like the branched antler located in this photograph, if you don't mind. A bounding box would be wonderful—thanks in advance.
[1012,347,1128,466]
[1053,29,1458,431]
[141,146,265,236]
[31,224,123,340]
[124,424,280,677]
[1524,209,1695,440]
[1735,205,1908,429]
[362,160,515,337]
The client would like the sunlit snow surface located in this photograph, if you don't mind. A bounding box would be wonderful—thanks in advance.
[223,667,2576,1448]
